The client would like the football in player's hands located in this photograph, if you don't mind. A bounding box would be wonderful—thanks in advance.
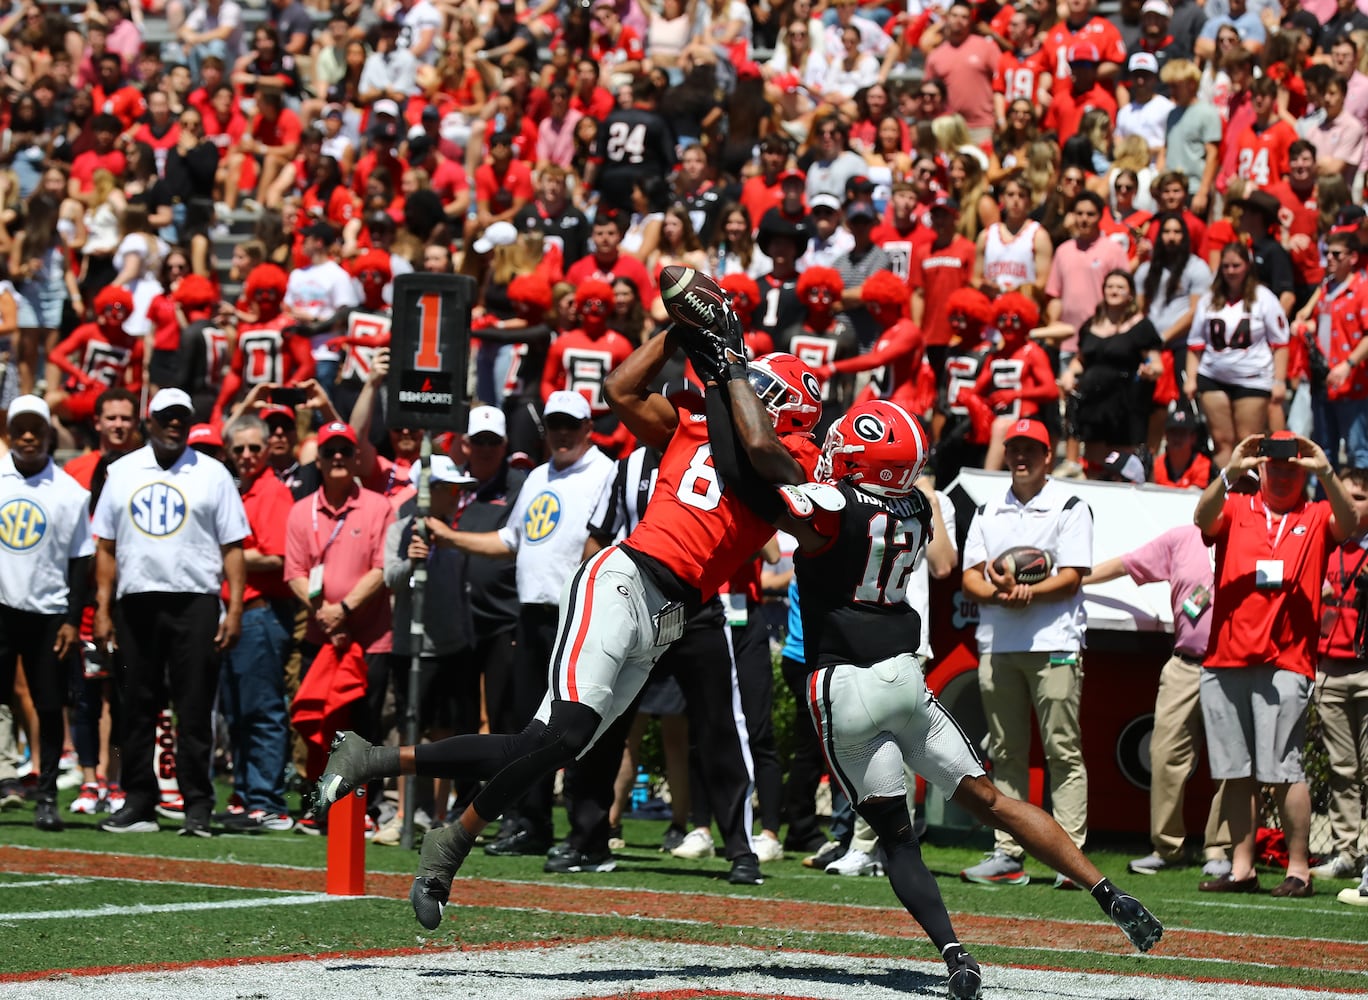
[660,265,728,330]
[991,546,1054,584]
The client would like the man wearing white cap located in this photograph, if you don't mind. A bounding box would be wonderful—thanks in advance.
[91,387,250,836]
[379,454,479,844]
[0,397,95,832]
[446,406,527,828]
[1116,52,1175,154]
[389,390,615,857]
[1131,0,1186,69]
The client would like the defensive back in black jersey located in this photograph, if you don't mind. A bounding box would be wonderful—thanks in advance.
[795,480,932,669]
[595,106,677,210]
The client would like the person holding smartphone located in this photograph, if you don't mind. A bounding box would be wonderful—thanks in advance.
[1193,430,1359,897]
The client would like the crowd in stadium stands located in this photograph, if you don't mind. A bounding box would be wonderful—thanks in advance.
[2,0,1368,907]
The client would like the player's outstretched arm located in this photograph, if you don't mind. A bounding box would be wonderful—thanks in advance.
[603,327,683,450]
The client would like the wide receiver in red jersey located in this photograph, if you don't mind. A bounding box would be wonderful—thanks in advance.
[46,287,145,434]
[819,270,936,421]
[316,334,824,928]
[691,325,1163,998]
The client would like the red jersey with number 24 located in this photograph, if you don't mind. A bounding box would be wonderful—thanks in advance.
[621,395,819,600]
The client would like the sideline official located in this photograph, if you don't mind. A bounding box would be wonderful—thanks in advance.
[92,388,249,837]
[0,396,95,832]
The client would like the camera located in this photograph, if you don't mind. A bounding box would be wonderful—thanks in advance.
[1258,437,1299,460]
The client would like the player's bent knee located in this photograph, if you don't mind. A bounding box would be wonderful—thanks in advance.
[857,795,915,844]
[544,699,601,760]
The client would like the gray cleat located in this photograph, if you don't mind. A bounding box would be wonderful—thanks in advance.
[316,731,374,810]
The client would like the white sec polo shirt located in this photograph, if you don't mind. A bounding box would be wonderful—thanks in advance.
[962,478,1093,654]
[498,447,616,605]
[92,444,250,599]
[0,455,95,615]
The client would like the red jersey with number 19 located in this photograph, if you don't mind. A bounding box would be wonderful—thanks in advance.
[621,396,818,600]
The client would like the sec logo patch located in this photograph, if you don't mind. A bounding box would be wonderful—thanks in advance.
[524,491,562,543]
[0,497,48,552]
[130,482,187,537]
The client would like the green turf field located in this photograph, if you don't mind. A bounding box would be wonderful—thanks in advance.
[2,786,1366,991]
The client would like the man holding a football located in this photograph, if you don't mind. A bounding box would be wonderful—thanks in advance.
[960,417,1095,887]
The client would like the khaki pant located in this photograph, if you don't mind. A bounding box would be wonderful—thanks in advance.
[979,650,1087,856]
[1150,654,1230,861]
[1315,659,1368,864]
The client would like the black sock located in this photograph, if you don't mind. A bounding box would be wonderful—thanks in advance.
[859,797,960,952]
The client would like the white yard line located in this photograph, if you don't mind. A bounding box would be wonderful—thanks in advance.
[0,892,367,922]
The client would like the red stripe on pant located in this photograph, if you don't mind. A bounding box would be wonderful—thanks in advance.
[564,548,614,701]
[807,668,837,779]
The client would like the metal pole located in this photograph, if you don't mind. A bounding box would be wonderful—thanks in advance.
[400,432,432,850]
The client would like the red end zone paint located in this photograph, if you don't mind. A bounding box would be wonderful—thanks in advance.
[3,846,1367,986]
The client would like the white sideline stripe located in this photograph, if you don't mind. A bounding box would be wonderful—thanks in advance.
[0,878,86,888]
[0,892,358,921]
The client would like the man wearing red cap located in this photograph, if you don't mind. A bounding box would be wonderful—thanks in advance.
[1042,43,1117,143]
[1194,431,1358,897]
[961,417,1094,886]
[283,420,395,830]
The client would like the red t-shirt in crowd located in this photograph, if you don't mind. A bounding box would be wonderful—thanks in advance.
[994,47,1050,104]
[540,326,635,414]
[1042,15,1126,89]
[1265,180,1324,288]
[908,235,975,346]
[92,83,147,129]
[1202,493,1338,679]
[1232,119,1299,190]
[1042,81,1117,144]
[565,252,658,306]
[475,159,535,215]
[233,471,296,603]
[571,86,616,121]
[252,108,304,151]
[71,149,128,193]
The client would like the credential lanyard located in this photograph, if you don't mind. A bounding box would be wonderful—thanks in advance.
[312,492,349,560]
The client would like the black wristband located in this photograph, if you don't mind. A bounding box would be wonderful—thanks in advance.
[340,600,353,617]
[722,361,749,383]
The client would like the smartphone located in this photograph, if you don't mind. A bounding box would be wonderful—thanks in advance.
[1258,437,1299,460]
[270,387,307,406]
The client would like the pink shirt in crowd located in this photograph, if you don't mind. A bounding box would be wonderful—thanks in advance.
[1121,524,1214,660]
[1045,234,1131,352]
[284,483,395,654]
[537,109,584,169]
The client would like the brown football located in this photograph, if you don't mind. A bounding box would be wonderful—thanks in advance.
[992,546,1054,584]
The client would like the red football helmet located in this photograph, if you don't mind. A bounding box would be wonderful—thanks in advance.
[818,399,929,498]
[747,352,822,434]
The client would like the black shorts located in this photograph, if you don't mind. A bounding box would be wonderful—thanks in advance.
[1196,374,1271,401]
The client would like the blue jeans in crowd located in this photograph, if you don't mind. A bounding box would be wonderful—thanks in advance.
[220,602,292,813]
[1312,391,1368,471]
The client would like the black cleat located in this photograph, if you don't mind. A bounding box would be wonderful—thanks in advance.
[1110,893,1163,952]
[34,800,64,832]
[945,948,982,999]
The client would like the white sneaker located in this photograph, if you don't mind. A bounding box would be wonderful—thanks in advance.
[372,813,403,846]
[1128,853,1171,875]
[671,828,716,859]
[1200,858,1233,879]
[826,847,883,876]
[1339,869,1368,907]
[753,833,784,863]
[1310,855,1360,880]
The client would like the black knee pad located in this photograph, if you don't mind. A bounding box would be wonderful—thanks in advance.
[857,796,917,847]
[544,700,601,759]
